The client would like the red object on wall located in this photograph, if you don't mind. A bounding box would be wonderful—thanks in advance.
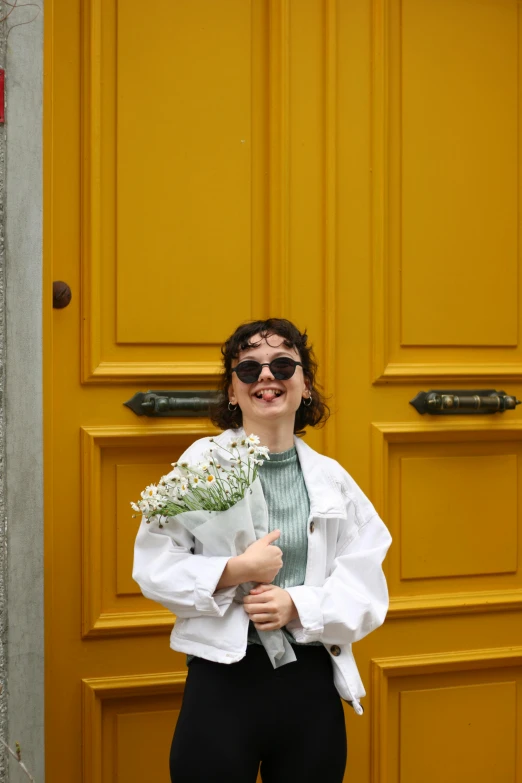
[0,70,4,123]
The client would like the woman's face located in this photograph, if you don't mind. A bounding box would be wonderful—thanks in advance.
[228,332,310,428]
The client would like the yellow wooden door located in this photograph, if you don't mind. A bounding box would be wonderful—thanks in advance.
[44,0,522,781]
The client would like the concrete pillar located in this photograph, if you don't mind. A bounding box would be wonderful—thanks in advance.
[4,1,45,780]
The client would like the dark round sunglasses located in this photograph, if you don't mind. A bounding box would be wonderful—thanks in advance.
[231,357,303,384]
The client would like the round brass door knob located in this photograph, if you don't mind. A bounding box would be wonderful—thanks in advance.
[53,281,72,309]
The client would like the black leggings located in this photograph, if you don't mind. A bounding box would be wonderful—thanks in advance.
[170,643,347,783]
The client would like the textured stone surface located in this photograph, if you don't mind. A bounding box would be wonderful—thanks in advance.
[5,1,45,781]
[0,6,7,779]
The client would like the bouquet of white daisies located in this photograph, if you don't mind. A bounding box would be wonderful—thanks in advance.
[131,434,269,523]
[132,434,297,669]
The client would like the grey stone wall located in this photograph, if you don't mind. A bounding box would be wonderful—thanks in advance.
[0,9,7,779]
[4,1,45,780]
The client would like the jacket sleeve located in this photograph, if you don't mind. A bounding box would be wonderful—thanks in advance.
[132,442,238,619]
[285,500,392,646]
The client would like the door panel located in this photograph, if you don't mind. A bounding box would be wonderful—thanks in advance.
[81,424,216,638]
[372,0,522,380]
[82,0,269,382]
[374,654,522,783]
[372,423,522,613]
[45,0,522,781]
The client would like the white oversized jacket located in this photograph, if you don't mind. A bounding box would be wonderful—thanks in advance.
[132,428,392,715]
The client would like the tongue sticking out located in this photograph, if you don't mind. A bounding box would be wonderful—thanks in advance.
[260,390,278,402]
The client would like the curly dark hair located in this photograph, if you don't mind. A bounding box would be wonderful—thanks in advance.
[209,318,330,436]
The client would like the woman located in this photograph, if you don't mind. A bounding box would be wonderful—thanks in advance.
[133,318,392,783]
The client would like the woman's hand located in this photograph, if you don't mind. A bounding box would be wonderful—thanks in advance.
[214,531,283,591]
[238,530,284,584]
[242,584,299,631]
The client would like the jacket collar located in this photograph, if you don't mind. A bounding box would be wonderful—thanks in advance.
[218,428,346,519]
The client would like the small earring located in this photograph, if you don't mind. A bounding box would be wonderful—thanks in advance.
[303,394,312,407]
[228,401,239,411]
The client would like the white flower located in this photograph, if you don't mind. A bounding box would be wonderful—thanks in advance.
[177,482,189,496]
[229,440,238,448]
[199,463,209,473]
[130,501,141,512]
[167,466,184,482]
[205,474,216,485]
[247,434,260,445]
[141,484,158,499]
[190,475,201,486]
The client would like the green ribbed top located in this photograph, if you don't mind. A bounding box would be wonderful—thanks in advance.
[186,445,320,666]
[247,445,321,648]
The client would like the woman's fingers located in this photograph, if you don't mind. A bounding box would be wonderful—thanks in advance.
[250,612,278,622]
[244,592,271,604]
[243,584,294,631]
[249,583,273,595]
[244,602,274,615]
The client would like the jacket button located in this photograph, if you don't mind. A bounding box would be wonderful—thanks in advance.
[310,521,315,533]
[330,645,341,657]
